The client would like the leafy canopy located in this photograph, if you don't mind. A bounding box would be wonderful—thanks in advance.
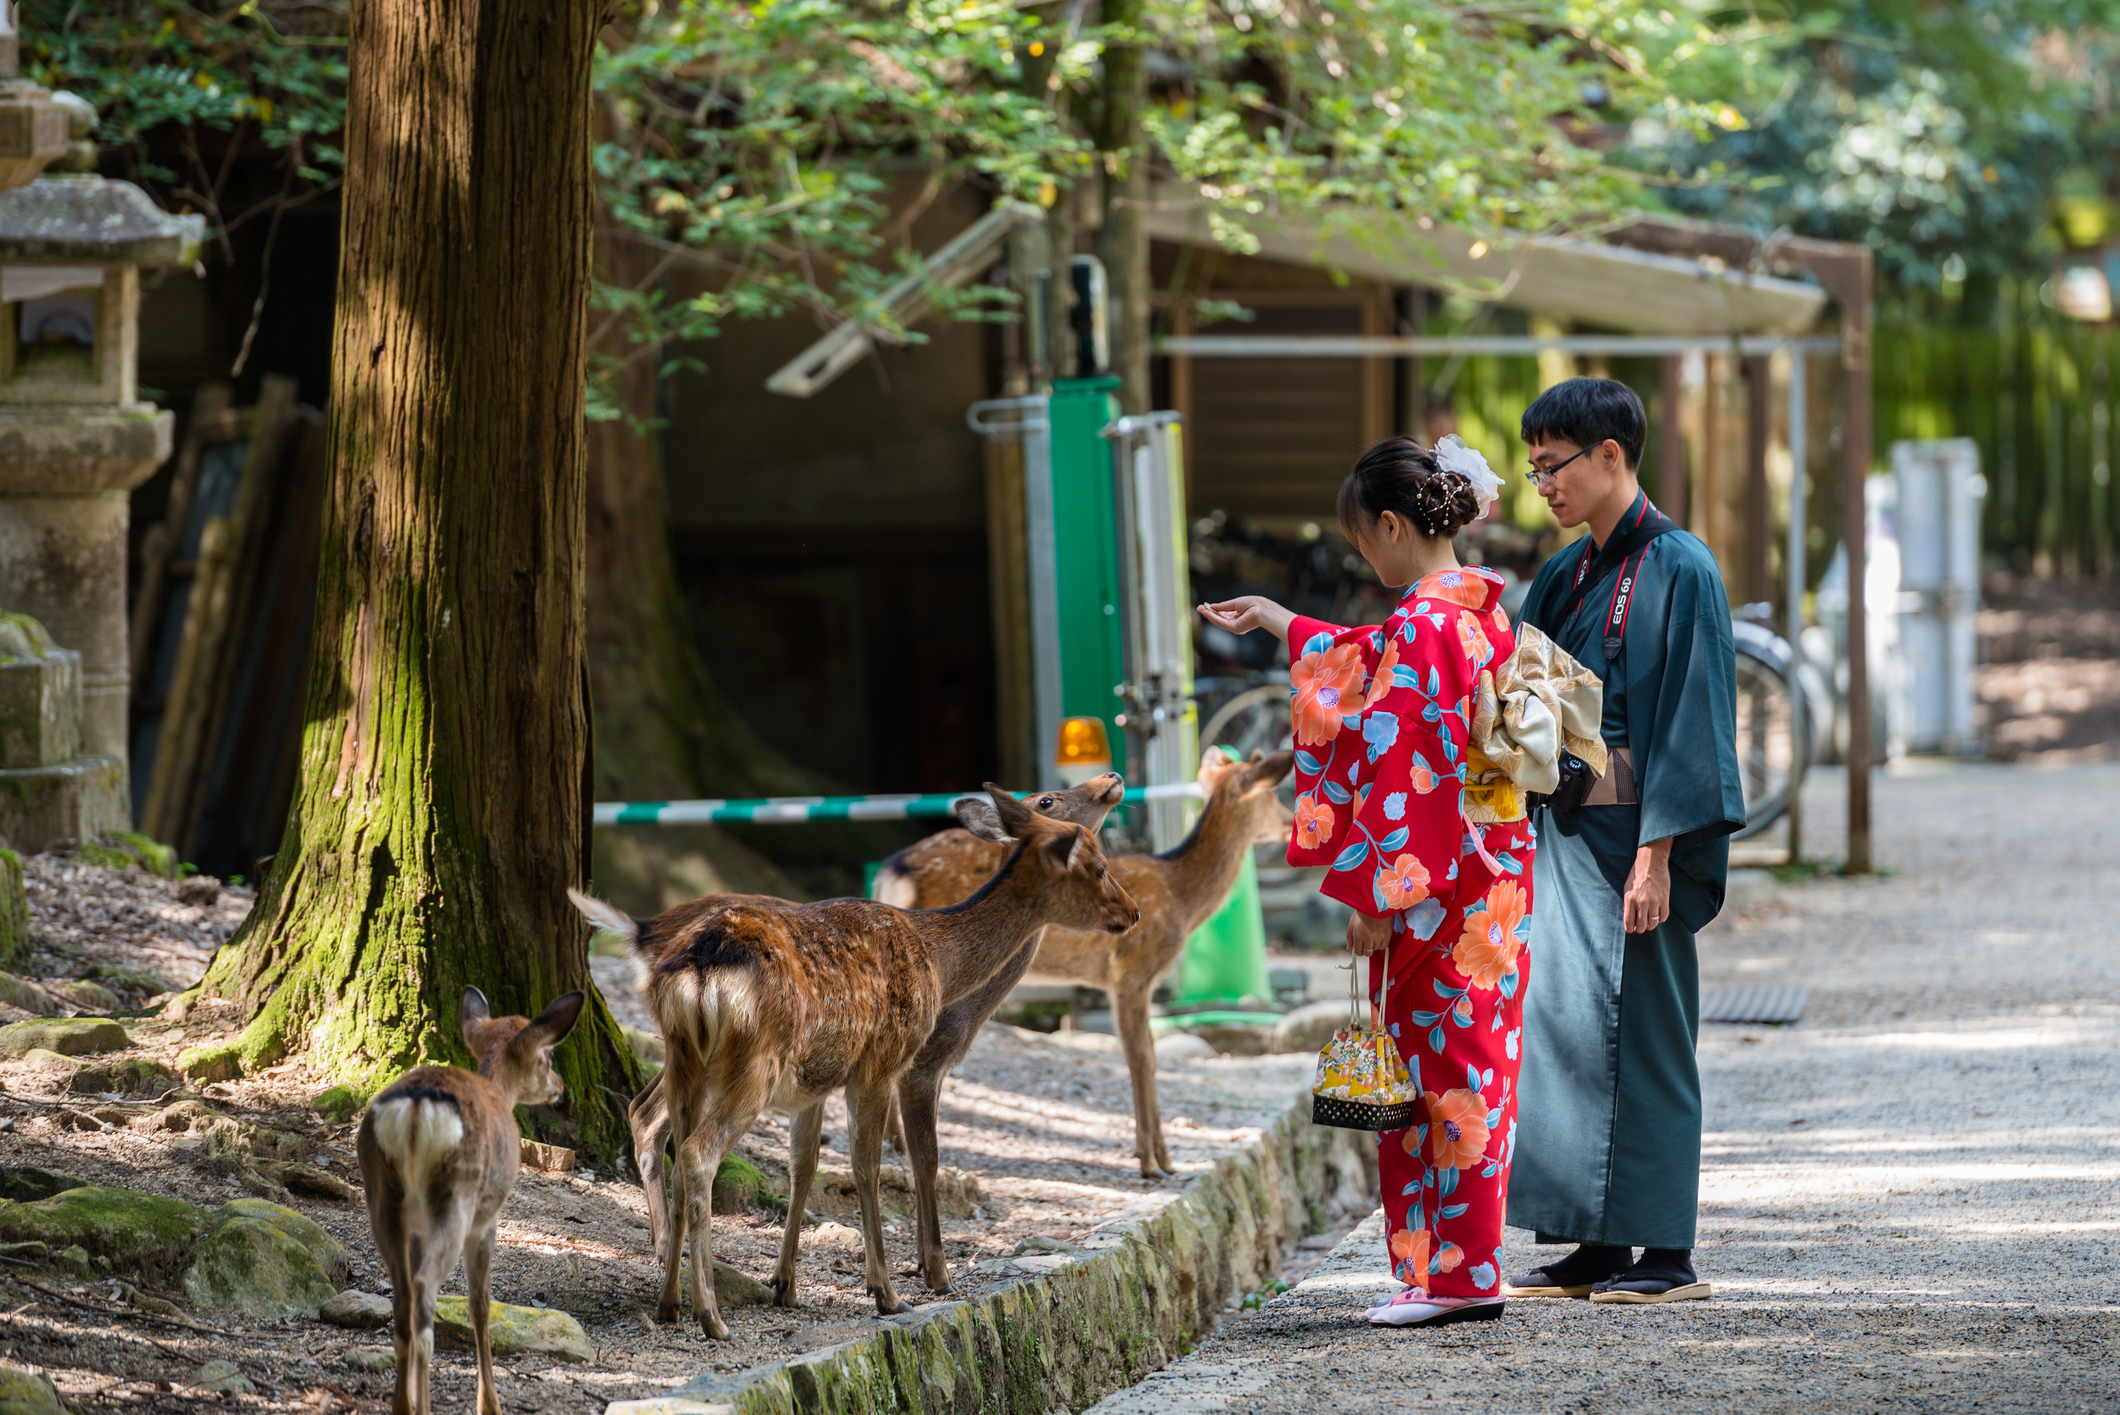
[26,0,1773,390]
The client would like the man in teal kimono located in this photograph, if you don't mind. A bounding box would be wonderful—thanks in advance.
[1503,378,1744,1304]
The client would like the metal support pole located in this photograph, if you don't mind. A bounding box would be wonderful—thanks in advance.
[1785,356,1806,866]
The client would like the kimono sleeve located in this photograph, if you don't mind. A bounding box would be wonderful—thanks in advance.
[1626,538,1747,928]
[1286,615,1470,929]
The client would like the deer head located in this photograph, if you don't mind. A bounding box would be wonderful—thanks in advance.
[964,783,1139,933]
[460,986,587,1108]
[1199,748,1298,846]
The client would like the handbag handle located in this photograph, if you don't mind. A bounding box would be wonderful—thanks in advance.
[1347,934,1393,1032]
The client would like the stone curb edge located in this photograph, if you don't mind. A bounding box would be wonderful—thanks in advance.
[607,1090,1378,1415]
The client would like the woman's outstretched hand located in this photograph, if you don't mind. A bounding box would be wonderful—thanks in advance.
[1345,910,1394,957]
[1197,595,1296,643]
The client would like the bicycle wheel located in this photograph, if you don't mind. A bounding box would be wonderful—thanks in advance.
[1730,623,1810,842]
[1199,684,1299,812]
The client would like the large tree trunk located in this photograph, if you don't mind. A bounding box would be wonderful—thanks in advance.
[190,0,638,1155]
[1097,0,1151,415]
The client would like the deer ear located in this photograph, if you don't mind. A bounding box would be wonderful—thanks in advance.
[523,991,586,1052]
[984,783,1036,838]
[1044,826,1088,871]
[1252,750,1297,786]
[955,797,1013,843]
[460,986,494,1053]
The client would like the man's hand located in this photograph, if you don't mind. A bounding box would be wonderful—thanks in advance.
[1197,595,1297,643]
[1624,837,1673,934]
[1345,910,1394,957]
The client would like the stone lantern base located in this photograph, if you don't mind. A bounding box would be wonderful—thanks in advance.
[0,612,123,850]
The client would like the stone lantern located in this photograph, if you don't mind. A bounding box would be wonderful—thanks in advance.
[0,177,202,829]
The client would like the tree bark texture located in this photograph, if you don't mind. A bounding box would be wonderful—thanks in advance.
[1097,0,1151,415]
[194,0,640,1154]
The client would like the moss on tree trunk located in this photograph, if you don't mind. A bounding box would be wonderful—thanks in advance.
[193,0,638,1156]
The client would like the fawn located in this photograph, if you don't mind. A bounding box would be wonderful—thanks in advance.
[569,786,1137,1338]
[621,773,1125,1268]
[357,987,585,1415]
[877,749,1294,1178]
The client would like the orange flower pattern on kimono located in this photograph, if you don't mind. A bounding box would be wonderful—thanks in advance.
[1281,565,1536,1300]
[1453,880,1527,991]
[1294,794,1335,850]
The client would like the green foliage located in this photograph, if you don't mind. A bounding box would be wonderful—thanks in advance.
[21,0,346,189]
[1633,1,2120,288]
[24,0,1762,407]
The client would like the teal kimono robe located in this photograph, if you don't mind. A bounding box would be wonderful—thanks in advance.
[1506,495,1744,1249]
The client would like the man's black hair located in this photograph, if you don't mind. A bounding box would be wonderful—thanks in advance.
[1520,377,1647,470]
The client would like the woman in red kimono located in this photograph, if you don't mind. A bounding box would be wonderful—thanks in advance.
[1199,435,1533,1330]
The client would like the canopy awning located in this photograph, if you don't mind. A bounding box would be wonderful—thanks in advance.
[1142,188,1828,337]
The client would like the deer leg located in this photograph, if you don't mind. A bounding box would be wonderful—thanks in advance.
[379,1218,414,1415]
[630,1073,672,1264]
[771,1103,825,1306]
[659,1082,708,1325]
[847,1080,906,1315]
[897,1068,952,1293]
[465,1220,501,1415]
[1113,982,1174,1178]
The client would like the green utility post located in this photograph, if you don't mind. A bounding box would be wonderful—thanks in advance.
[1048,377,1129,779]
[1171,745,1275,1014]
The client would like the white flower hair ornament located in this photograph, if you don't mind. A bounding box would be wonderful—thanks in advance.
[1434,434,1503,519]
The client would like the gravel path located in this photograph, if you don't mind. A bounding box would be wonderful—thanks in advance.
[1091,762,2120,1413]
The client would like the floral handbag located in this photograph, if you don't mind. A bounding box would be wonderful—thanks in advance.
[1311,943,1420,1131]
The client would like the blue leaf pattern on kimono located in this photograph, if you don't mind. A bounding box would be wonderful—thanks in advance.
[1347,756,1361,783]
[1408,1010,1441,1026]
[1402,1182,1422,1196]
[1439,1203,1470,1220]
[1295,749,1323,775]
[1379,826,1409,852]
[1332,840,1371,872]
[1433,980,1467,999]
[1392,664,1421,687]
[1415,601,1431,614]
[1495,851,1522,875]
[1322,778,1352,804]
[1465,1063,1482,1092]
[1426,664,1440,697]
[1341,714,1363,733]
[1438,1167,1459,1197]
[1429,1026,1447,1052]
[1422,701,1443,723]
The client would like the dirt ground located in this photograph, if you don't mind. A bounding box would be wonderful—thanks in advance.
[0,860,1320,1413]
[1975,571,2120,763]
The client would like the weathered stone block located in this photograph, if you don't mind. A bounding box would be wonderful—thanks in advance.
[0,613,78,767]
[0,752,124,853]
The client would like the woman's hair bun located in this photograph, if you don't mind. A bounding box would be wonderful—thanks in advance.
[1337,436,1482,540]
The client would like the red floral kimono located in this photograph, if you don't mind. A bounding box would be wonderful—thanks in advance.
[1286,565,1535,1299]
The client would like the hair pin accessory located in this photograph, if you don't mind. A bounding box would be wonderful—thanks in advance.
[1434,434,1502,518]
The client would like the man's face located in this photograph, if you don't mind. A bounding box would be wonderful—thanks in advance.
[1526,435,1625,529]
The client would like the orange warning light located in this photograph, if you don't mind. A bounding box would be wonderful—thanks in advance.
[1055,716,1113,774]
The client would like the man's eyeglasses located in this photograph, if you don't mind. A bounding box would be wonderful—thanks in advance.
[1525,445,1592,488]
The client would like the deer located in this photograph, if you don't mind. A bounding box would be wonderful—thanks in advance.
[877,748,1294,1181]
[568,786,1138,1339]
[620,773,1126,1269]
[356,986,585,1415]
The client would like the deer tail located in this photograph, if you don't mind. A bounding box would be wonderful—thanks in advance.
[869,856,918,909]
[367,1092,465,1223]
[568,887,640,949]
